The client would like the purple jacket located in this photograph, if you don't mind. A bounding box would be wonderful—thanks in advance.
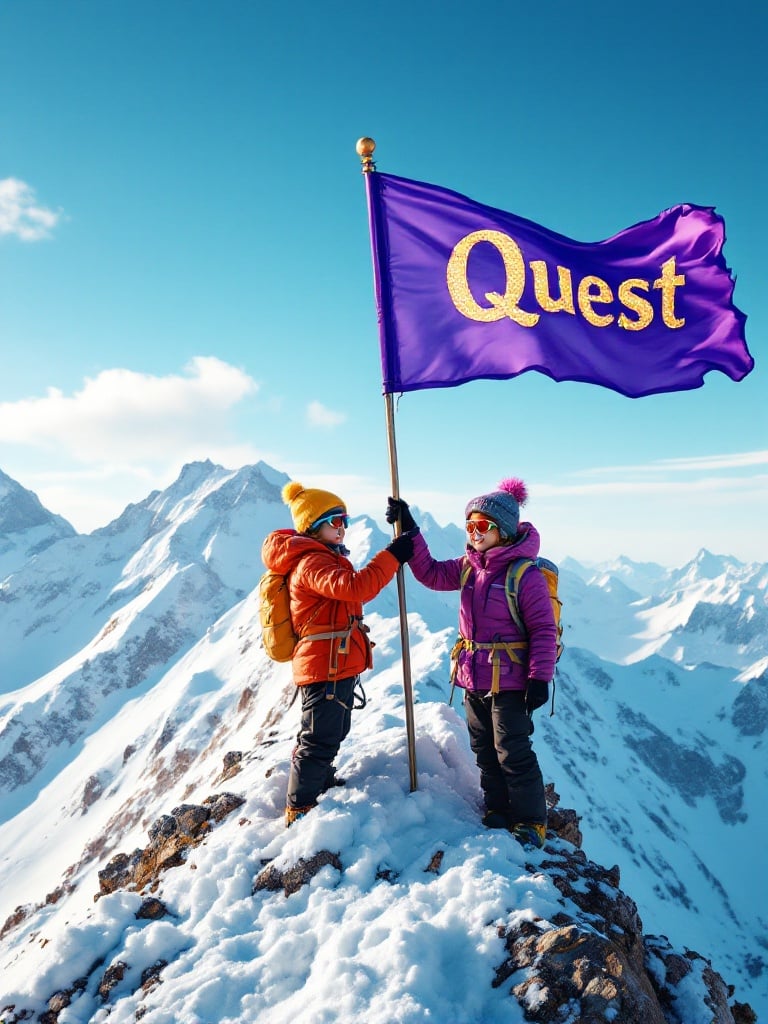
[408,523,557,693]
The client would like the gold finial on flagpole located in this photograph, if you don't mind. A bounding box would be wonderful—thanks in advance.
[356,136,376,173]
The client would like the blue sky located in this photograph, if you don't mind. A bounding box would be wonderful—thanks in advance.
[1,0,765,566]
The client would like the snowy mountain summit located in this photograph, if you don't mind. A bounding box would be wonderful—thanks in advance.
[0,468,76,579]
[0,461,764,1023]
[0,469,72,537]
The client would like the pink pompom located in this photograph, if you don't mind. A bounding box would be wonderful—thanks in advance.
[497,477,528,505]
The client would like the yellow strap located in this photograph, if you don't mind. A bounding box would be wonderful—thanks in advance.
[491,649,501,694]
[450,636,527,695]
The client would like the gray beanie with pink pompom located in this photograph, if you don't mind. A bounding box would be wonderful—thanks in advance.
[465,478,528,539]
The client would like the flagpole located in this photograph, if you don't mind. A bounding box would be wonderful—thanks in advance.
[357,136,418,793]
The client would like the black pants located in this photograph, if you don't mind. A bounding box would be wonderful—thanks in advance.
[286,677,356,809]
[464,689,547,825]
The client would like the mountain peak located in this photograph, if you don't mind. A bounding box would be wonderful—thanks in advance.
[685,548,741,580]
[176,458,217,481]
[0,468,76,539]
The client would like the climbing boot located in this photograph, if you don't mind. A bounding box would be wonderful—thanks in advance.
[285,804,315,828]
[509,822,547,849]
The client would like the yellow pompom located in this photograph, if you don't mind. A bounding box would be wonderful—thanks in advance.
[282,481,305,504]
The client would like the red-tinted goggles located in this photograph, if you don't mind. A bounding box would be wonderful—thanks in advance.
[466,518,498,535]
[314,513,350,530]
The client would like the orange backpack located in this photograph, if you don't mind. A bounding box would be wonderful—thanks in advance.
[460,555,564,666]
[258,569,298,662]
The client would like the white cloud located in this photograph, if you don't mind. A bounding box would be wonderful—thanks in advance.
[0,356,258,463]
[533,473,768,500]
[306,401,347,428]
[0,178,62,241]
[0,357,284,532]
[578,450,768,477]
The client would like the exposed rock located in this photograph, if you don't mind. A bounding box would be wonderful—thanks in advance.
[253,850,343,897]
[237,686,255,713]
[149,747,197,797]
[645,933,740,1024]
[0,904,32,941]
[204,790,246,822]
[545,782,583,848]
[170,802,211,837]
[95,792,245,899]
[34,966,98,1024]
[0,1006,34,1023]
[0,883,76,943]
[135,897,169,920]
[98,960,128,1001]
[97,850,141,897]
[685,600,768,647]
[425,849,444,874]
[732,675,768,738]
[45,883,74,906]
[488,788,752,1024]
[732,1002,758,1024]
[141,958,168,992]
[152,718,177,755]
[220,749,243,781]
[81,772,104,813]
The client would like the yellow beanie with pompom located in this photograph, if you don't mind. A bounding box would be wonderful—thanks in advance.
[282,480,347,534]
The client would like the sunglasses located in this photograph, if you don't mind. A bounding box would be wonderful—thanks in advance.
[466,518,498,535]
[314,513,350,530]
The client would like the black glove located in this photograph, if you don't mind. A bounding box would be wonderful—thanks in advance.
[386,534,414,565]
[386,496,416,532]
[525,679,549,715]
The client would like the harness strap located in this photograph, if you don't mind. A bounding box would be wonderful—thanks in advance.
[299,628,354,644]
[325,676,367,710]
[297,613,366,647]
[296,616,369,679]
[450,636,528,695]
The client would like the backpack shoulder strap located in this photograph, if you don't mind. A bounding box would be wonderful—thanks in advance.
[289,553,329,638]
[504,557,535,636]
[461,555,535,636]
[460,556,473,588]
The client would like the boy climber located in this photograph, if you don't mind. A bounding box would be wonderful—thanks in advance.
[261,480,413,826]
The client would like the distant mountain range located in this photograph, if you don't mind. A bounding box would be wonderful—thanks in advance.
[0,461,765,1019]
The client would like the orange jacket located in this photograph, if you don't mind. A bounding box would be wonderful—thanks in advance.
[260,529,400,686]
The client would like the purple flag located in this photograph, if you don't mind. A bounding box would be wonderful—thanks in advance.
[364,172,752,397]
